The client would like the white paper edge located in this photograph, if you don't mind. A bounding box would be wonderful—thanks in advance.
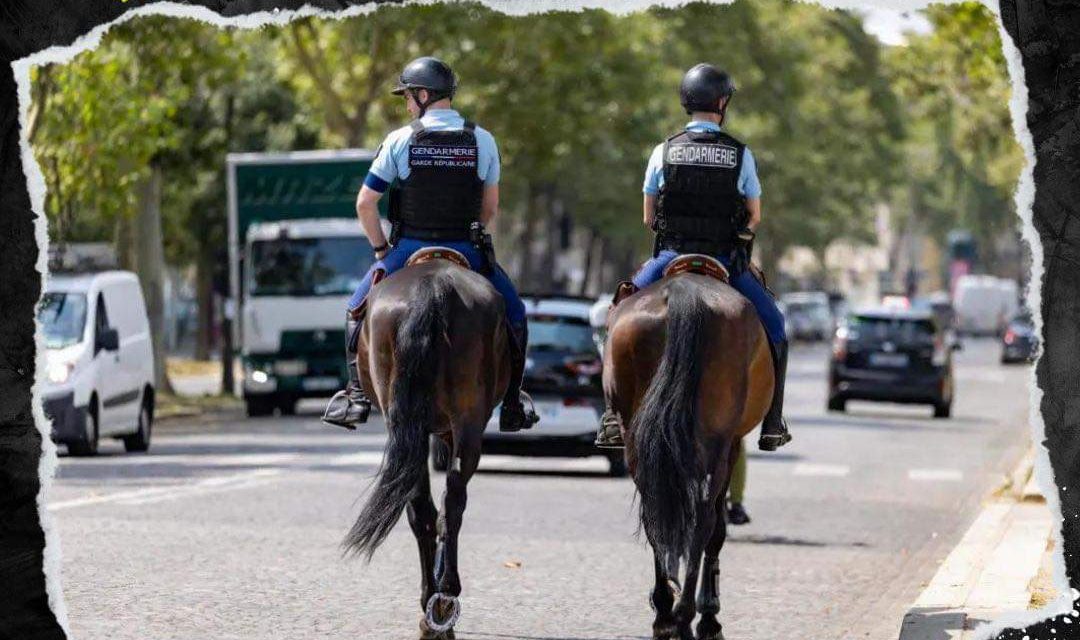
[11,0,1061,638]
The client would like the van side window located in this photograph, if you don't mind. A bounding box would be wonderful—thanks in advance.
[95,294,110,350]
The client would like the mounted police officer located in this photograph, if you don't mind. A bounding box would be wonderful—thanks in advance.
[323,56,539,434]
[595,63,791,452]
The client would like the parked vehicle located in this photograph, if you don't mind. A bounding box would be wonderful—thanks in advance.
[227,149,388,417]
[1001,311,1039,364]
[434,295,624,476]
[40,271,155,455]
[828,307,956,418]
[781,291,833,341]
[953,275,1018,336]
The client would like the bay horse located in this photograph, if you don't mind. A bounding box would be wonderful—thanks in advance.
[604,257,774,640]
[344,249,511,640]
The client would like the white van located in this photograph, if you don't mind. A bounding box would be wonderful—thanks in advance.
[39,271,155,455]
[954,275,1017,336]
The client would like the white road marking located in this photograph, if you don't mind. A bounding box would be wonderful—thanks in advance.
[47,469,282,511]
[325,451,387,466]
[792,463,850,477]
[908,468,964,482]
[67,452,303,467]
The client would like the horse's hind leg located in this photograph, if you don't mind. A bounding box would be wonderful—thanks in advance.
[696,447,738,640]
[407,465,438,611]
[425,434,480,636]
[650,550,678,639]
[674,475,720,640]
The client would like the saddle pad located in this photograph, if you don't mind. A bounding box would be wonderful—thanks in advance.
[662,254,730,283]
[405,246,471,270]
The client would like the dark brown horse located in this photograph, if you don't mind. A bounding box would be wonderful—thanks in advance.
[604,269,774,640]
[344,253,510,639]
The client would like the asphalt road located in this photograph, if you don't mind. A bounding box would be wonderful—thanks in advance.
[50,339,1033,640]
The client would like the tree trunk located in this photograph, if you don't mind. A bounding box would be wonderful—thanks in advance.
[194,250,213,361]
[516,184,540,290]
[134,163,173,394]
[578,228,598,296]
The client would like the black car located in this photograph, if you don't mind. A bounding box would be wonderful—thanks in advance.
[433,296,625,476]
[828,308,955,418]
[1001,312,1038,364]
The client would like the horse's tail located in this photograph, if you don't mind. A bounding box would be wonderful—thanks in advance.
[632,278,710,561]
[345,274,449,560]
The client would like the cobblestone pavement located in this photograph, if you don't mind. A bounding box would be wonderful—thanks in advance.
[49,340,1033,640]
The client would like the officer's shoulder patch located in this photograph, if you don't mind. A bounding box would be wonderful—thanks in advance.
[665,142,740,169]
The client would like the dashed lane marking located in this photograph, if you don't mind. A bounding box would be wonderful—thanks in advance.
[791,463,850,477]
[908,468,964,482]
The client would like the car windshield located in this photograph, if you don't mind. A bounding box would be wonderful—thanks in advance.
[848,315,936,343]
[38,292,87,349]
[528,315,597,355]
[248,236,373,297]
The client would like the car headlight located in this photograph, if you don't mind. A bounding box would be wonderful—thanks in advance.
[47,361,73,384]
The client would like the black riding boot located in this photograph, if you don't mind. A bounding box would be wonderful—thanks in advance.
[322,312,372,430]
[499,323,539,433]
[758,339,792,451]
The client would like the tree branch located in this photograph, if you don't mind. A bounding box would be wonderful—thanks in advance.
[287,20,355,142]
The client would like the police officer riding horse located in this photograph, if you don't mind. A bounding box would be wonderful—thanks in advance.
[595,63,792,452]
[323,56,539,434]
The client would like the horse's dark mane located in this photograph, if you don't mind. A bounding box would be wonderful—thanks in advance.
[345,273,450,560]
[631,278,711,561]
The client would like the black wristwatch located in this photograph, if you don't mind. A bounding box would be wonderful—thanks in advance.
[371,242,389,254]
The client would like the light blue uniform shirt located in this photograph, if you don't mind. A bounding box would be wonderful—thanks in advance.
[643,121,761,198]
[364,108,500,192]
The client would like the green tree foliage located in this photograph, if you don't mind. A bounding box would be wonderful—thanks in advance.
[31,1,1019,300]
[887,3,1024,261]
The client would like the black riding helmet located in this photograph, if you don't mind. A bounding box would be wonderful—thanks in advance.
[392,56,457,117]
[679,63,736,117]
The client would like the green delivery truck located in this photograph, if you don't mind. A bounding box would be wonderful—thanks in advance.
[226,149,387,417]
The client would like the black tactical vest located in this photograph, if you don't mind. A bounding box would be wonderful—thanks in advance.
[393,119,483,241]
[655,128,748,255]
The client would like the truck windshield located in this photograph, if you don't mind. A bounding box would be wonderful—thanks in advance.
[248,237,373,297]
[39,292,87,349]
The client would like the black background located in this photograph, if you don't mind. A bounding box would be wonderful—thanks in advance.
[0,2,1076,639]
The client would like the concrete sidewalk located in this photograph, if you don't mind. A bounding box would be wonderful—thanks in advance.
[898,448,1056,639]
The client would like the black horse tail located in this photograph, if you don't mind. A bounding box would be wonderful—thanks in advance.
[345,274,449,560]
[632,279,710,561]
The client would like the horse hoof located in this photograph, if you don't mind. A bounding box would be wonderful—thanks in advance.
[652,622,678,640]
[424,593,461,635]
[419,614,456,640]
[696,623,725,640]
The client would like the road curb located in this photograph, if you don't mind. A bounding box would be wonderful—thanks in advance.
[898,448,1054,640]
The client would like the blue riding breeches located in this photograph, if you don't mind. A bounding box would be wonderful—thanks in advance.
[631,250,786,345]
[347,237,527,326]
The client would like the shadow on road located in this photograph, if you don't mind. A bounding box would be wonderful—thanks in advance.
[457,632,650,640]
[728,533,870,548]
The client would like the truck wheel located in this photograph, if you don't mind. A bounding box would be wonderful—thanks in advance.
[431,435,451,472]
[827,396,846,412]
[933,401,952,419]
[245,396,275,418]
[123,399,153,453]
[68,402,99,457]
[606,453,629,478]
